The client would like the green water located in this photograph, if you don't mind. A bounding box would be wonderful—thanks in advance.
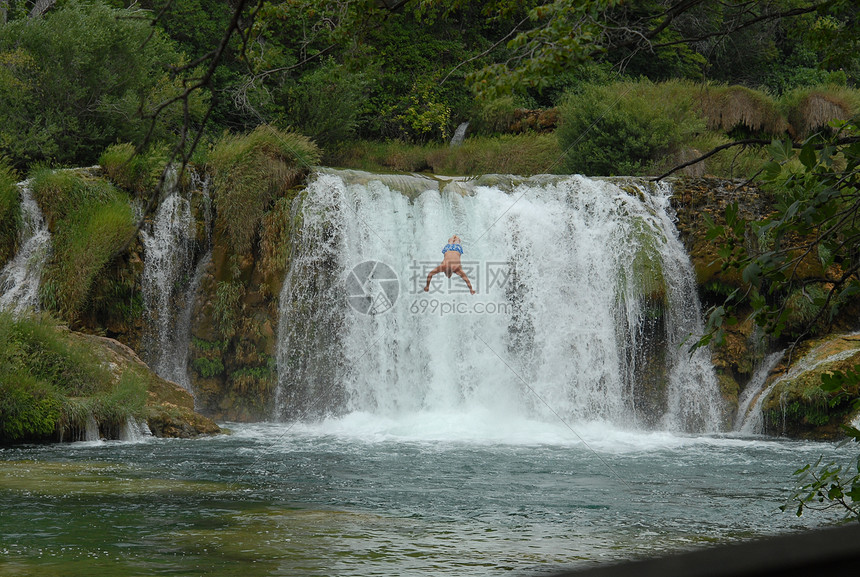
[0,421,849,576]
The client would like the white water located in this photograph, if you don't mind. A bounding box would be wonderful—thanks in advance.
[0,181,52,314]
[276,170,721,433]
[740,344,860,435]
[734,351,784,433]
[449,122,469,147]
[140,169,208,390]
[119,416,153,442]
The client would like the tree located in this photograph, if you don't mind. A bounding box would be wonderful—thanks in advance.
[0,1,205,168]
[465,0,859,98]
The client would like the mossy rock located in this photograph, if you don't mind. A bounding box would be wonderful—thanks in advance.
[761,334,860,439]
[77,333,220,438]
[669,177,769,288]
[0,313,219,444]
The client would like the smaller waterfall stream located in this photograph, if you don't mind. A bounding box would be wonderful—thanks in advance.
[739,343,860,435]
[140,170,210,391]
[0,181,52,313]
[734,351,784,433]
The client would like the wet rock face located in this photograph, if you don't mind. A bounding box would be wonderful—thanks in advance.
[670,177,771,424]
[186,226,280,422]
[77,332,220,439]
[760,334,860,439]
[670,177,771,289]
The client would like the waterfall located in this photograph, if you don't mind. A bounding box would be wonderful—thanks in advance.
[84,414,100,442]
[739,343,860,435]
[450,122,469,147]
[276,170,722,432]
[140,169,209,391]
[119,416,153,442]
[734,351,784,433]
[0,180,52,314]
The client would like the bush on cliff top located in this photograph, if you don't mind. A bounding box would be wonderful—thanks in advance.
[30,169,135,322]
[557,79,706,176]
[207,126,320,257]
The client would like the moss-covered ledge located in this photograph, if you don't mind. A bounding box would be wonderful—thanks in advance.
[760,333,860,439]
[0,313,219,444]
[78,332,220,439]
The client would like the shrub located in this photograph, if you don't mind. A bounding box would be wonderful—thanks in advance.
[0,1,203,168]
[207,126,320,255]
[556,79,706,176]
[281,60,366,150]
[192,356,225,379]
[0,158,19,267]
[471,96,519,136]
[99,143,169,196]
[30,170,135,321]
[697,85,787,136]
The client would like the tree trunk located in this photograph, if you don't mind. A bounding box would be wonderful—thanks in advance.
[1,0,9,25]
[29,0,56,19]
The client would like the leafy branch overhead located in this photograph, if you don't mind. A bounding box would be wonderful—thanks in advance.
[696,120,860,350]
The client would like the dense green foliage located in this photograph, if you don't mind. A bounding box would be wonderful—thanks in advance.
[0,312,146,443]
[557,80,705,175]
[701,120,860,345]
[30,169,135,321]
[0,158,18,267]
[207,126,319,256]
[0,1,204,168]
[0,0,855,172]
[783,369,860,521]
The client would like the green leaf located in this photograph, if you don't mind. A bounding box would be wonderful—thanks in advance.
[742,262,762,285]
[821,371,845,392]
[763,161,782,180]
[768,139,793,163]
[799,143,817,170]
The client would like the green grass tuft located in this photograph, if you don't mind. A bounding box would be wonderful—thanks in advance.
[207,126,320,256]
[30,169,136,322]
[0,158,20,268]
[99,143,169,196]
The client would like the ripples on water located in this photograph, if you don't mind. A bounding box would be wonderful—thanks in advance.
[0,419,850,576]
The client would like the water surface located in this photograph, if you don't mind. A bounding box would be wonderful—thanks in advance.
[0,419,849,576]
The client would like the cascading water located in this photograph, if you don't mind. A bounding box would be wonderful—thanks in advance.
[740,341,860,435]
[140,169,210,391]
[0,180,52,314]
[734,351,784,433]
[276,170,722,433]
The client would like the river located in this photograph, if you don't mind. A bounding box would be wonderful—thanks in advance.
[0,420,847,576]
